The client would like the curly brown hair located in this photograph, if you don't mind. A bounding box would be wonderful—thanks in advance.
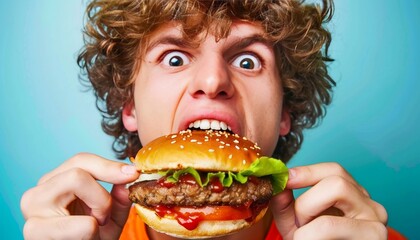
[77,0,335,162]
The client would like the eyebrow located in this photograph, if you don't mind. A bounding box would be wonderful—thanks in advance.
[145,35,196,53]
[229,34,274,51]
[145,33,273,53]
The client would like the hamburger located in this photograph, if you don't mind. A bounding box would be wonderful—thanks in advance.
[128,130,288,239]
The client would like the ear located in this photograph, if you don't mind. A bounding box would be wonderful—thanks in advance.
[279,109,291,136]
[122,101,138,132]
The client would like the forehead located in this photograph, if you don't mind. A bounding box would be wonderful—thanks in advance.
[144,20,269,50]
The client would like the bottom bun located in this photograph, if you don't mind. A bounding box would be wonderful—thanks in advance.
[134,204,268,239]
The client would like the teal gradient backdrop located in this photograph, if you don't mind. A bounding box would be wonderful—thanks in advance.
[1,1,419,239]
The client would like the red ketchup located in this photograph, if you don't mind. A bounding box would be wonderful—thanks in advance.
[178,174,198,185]
[209,177,224,193]
[157,176,175,188]
[155,205,204,230]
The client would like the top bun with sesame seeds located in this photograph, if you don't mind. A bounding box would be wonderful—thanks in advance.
[132,130,262,173]
[128,130,288,239]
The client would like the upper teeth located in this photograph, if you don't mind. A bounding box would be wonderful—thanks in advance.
[188,119,231,131]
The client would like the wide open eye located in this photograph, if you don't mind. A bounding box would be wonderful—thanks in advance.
[162,51,190,67]
[232,53,261,70]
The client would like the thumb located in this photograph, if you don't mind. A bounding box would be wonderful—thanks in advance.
[270,189,297,240]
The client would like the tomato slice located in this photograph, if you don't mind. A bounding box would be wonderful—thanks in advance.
[177,205,252,221]
[154,205,253,230]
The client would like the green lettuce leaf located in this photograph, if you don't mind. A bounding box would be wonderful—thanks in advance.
[159,157,288,195]
[238,157,289,195]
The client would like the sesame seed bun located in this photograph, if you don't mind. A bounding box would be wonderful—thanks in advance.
[132,130,262,173]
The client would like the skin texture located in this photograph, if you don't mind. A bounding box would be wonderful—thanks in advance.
[123,22,289,157]
[20,21,388,240]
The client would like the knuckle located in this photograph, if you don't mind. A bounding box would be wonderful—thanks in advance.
[66,168,92,187]
[371,221,388,240]
[20,189,36,217]
[68,167,90,180]
[328,175,350,196]
[23,218,38,240]
[70,152,92,164]
[293,216,337,240]
[316,215,337,229]
[326,162,347,176]
[374,201,388,224]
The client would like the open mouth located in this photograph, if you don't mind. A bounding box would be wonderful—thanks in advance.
[187,119,234,134]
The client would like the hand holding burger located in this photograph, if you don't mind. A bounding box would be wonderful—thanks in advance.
[128,130,288,239]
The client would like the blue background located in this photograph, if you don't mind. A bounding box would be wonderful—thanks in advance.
[1,1,419,239]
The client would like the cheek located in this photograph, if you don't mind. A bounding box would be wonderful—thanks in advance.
[248,81,283,155]
[133,76,186,145]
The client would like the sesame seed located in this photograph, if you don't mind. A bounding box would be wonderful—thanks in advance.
[235,145,240,150]
[219,145,225,149]
[171,135,177,139]
[148,147,152,151]
[190,139,197,143]
[228,154,233,159]
[171,140,176,144]
[242,159,246,165]
[180,145,184,149]
[233,139,239,144]
[209,149,215,153]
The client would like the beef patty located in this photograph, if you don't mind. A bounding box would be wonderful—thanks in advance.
[128,177,273,207]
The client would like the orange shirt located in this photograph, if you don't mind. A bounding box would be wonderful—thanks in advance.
[120,208,406,240]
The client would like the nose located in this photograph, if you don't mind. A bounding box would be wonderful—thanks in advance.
[188,55,234,99]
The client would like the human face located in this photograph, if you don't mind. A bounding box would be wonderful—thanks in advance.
[123,21,290,156]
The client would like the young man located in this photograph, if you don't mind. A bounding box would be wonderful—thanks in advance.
[21,0,403,239]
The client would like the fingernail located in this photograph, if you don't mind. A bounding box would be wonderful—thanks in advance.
[121,165,137,175]
[288,168,296,179]
[100,214,111,226]
[295,217,301,227]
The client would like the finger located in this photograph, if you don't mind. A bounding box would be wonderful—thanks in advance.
[288,162,370,197]
[294,216,388,240]
[109,184,133,228]
[23,168,112,225]
[295,175,387,226]
[269,189,298,240]
[97,184,133,239]
[38,152,139,185]
[23,216,100,240]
